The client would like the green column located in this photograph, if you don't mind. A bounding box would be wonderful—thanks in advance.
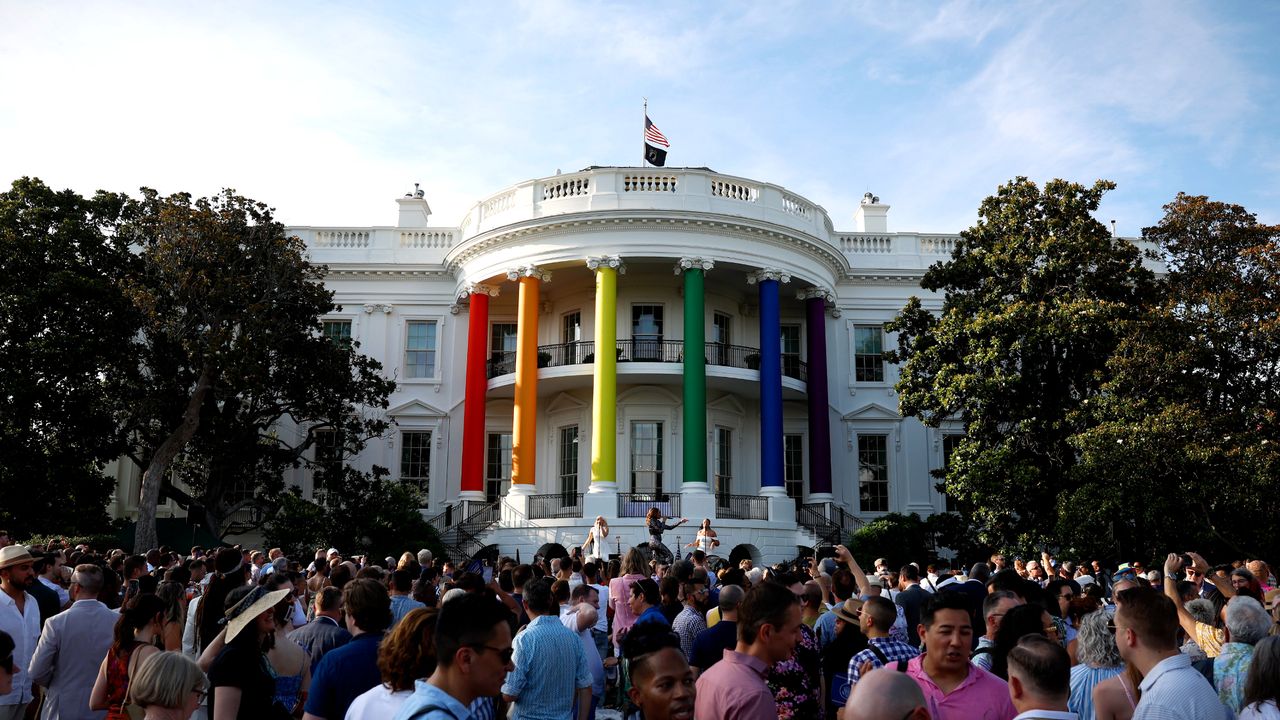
[680,259,712,489]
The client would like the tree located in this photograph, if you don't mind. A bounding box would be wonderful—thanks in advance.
[1070,194,1280,560]
[0,178,140,536]
[887,178,1156,551]
[119,189,394,550]
[847,512,935,569]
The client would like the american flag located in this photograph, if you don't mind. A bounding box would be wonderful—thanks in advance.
[644,116,670,148]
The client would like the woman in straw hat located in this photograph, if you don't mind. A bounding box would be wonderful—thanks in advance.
[90,594,166,720]
[203,585,292,719]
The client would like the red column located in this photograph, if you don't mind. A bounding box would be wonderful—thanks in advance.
[460,286,495,499]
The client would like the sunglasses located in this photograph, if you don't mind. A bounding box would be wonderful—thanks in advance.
[469,644,514,664]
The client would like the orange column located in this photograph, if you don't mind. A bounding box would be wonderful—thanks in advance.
[509,266,550,491]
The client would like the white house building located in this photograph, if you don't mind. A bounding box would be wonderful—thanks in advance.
[111,166,984,563]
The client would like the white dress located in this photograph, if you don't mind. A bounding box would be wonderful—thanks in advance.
[695,531,717,554]
[586,525,607,561]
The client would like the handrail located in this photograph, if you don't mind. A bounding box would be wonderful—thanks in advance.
[529,493,584,519]
[715,494,769,521]
[485,339,807,381]
[617,493,682,518]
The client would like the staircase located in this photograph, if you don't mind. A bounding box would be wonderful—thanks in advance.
[798,502,862,547]
[429,501,501,563]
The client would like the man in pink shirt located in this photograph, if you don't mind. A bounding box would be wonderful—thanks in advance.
[903,591,1016,720]
[695,581,802,720]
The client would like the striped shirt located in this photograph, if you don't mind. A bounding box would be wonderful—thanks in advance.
[501,615,592,720]
[1133,653,1229,720]
[1069,663,1122,720]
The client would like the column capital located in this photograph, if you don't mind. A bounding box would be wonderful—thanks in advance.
[586,255,626,274]
[362,303,394,314]
[673,257,715,275]
[747,268,792,285]
[796,287,834,303]
[506,265,551,282]
[463,283,501,298]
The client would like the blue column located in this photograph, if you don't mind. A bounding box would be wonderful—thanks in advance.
[757,273,785,490]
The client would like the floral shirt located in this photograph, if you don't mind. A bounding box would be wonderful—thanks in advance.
[1215,641,1255,714]
[767,623,823,720]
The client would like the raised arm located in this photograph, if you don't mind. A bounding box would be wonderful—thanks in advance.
[836,545,873,598]
[1189,552,1233,598]
[1163,554,1200,641]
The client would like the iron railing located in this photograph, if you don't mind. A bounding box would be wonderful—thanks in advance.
[529,493,584,519]
[715,493,769,520]
[438,501,501,563]
[485,339,807,381]
[798,502,864,545]
[618,492,682,518]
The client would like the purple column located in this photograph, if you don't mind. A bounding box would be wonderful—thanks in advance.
[804,293,833,497]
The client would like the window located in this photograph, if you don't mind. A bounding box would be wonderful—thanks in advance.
[312,429,343,502]
[784,434,804,506]
[942,434,963,512]
[489,322,518,375]
[562,311,585,364]
[854,325,884,382]
[405,320,438,378]
[559,426,579,501]
[630,421,664,496]
[485,433,512,502]
[782,324,802,378]
[714,427,732,505]
[322,319,352,345]
[632,305,664,360]
[858,434,889,513]
[400,431,432,495]
[712,313,732,365]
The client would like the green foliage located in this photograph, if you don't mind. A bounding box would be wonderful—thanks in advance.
[888,177,1156,552]
[0,178,141,537]
[848,513,935,568]
[263,468,445,562]
[925,512,989,567]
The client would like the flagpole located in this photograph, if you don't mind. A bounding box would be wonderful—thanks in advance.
[642,97,648,167]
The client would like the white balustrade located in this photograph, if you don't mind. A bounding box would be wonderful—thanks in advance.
[782,193,812,218]
[541,175,591,200]
[314,230,370,248]
[920,235,959,255]
[839,234,894,254]
[711,179,759,202]
[481,189,515,217]
[623,174,678,192]
[400,230,454,248]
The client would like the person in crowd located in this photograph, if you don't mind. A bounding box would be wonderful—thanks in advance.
[1007,634,1073,719]
[815,568,859,650]
[622,622,695,720]
[90,594,166,720]
[671,573,709,660]
[895,565,929,649]
[154,582,185,652]
[563,584,605,720]
[610,549,650,651]
[303,579,390,720]
[394,593,512,720]
[389,570,426,629]
[973,591,1022,672]
[29,564,116,720]
[695,581,801,720]
[128,651,206,720]
[35,552,69,612]
[501,578,593,720]
[843,667,930,720]
[196,548,248,654]
[289,587,351,675]
[0,631,14,699]
[989,603,1052,681]
[1045,579,1082,646]
[583,516,610,564]
[203,585,291,719]
[894,592,1015,719]
[630,579,668,631]
[0,545,40,716]
[658,577,683,625]
[1114,584,1227,720]
[1215,596,1273,714]
[1068,607,1124,719]
[582,562,611,666]
[691,584,744,676]
[1238,635,1280,720]
[801,580,826,629]
[822,597,867,718]
[765,573,824,720]
[264,583,310,716]
[847,596,919,685]
[346,607,438,718]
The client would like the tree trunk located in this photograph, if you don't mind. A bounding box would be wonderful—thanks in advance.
[133,366,213,552]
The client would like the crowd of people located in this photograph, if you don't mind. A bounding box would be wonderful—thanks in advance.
[1,527,1279,720]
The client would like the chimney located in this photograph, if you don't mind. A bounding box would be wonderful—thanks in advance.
[396,183,432,228]
[853,192,889,233]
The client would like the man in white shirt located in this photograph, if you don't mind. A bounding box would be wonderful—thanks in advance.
[0,546,41,719]
[582,563,610,665]
[29,564,117,720]
[1006,634,1077,719]
[1114,583,1228,720]
[36,553,69,610]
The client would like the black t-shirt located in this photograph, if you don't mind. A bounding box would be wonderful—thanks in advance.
[208,640,277,720]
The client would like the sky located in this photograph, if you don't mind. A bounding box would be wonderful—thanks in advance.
[1,1,1277,236]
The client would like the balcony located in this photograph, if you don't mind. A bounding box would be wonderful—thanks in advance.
[486,340,807,381]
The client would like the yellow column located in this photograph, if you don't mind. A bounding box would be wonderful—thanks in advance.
[588,256,622,487]
[509,266,549,490]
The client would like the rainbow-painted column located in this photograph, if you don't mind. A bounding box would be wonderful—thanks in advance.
[587,256,623,493]
[800,288,834,501]
[508,266,550,495]
[749,269,790,496]
[677,258,714,493]
[459,283,499,502]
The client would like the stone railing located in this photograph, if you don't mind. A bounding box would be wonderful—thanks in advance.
[400,230,454,248]
[711,178,759,202]
[314,230,371,248]
[293,226,458,262]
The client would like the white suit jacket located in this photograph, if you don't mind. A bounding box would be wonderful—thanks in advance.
[29,599,117,720]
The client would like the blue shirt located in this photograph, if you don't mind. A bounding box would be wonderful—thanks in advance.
[814,608,838,650]
[393,680,473,720]
[391,594,427,628]
[305,631,384,719]
[635,605,669,629]
[501,615,592,720]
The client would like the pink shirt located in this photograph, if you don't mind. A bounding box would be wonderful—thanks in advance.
[694,649,777,720]
[608,573,646,644]
[905,654,1017,720]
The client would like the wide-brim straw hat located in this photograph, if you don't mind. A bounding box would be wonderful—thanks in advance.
[224,587,291,643]
[830,598,864,624]
[0,545,34,571]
